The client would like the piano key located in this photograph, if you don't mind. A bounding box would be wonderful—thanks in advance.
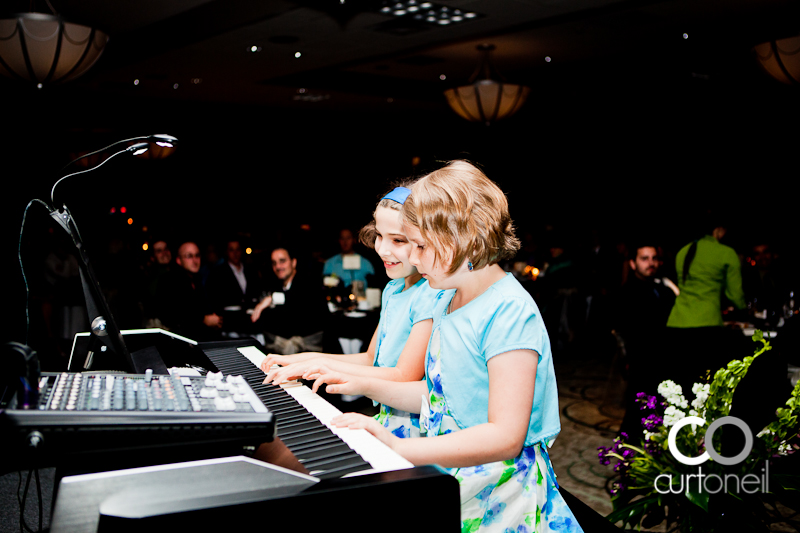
[202,346,372,477]
[277,419,329,435]
[279,425,336,440]
[303,453,372,472]
[202,343,413,477]
[287,437,348,454]
[235,347,414,475]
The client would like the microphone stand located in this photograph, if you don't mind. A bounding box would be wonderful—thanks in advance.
[48,203,132,370]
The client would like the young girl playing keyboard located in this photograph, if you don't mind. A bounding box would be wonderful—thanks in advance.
[260,182,441,438]
[328,161,582,532]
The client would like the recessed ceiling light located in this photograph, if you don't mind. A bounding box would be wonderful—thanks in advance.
[378,1,481,25]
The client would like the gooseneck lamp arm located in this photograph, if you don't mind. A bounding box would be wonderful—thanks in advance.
[42,136,175,372]
[51,142,151,207]
[60,134,177,172]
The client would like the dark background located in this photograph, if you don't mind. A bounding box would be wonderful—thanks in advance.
[2,17,799,365]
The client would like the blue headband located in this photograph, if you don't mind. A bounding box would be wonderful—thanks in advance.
[381,186,411,205]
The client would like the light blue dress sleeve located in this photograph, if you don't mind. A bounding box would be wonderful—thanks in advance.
[482,297,547,363]
[408,280,439,325]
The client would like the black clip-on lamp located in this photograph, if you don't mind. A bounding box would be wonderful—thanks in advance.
[46,134,178,373]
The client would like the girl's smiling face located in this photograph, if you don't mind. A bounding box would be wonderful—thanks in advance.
[374,206,417,280]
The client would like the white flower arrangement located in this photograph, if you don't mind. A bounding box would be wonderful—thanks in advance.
[657,380,689,409]
[691,382,710,412]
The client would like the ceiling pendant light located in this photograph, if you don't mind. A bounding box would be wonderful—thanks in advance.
[753,35,800,86]
[443,44,529,125]
[0,8,109,88]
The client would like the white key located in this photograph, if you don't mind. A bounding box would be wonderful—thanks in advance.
[235,346,413,475]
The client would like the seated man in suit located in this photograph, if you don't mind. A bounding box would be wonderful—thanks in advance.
[614,242,676,438]
[206,238,265,338]
[156,241,223,341]
[251,246,329,354]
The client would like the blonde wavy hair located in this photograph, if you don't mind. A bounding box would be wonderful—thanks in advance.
[402,160,520,275]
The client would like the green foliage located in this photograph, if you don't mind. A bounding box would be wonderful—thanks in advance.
[597,332,800,531]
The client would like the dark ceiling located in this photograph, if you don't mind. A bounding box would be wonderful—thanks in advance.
[3,0,799,110]
[3,0,798,231]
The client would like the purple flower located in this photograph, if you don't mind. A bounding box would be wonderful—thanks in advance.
[597,446,612,465]
[636,393,658,411]
[609,479,627,496]
[641,414,664,431]
[622,449,636,459]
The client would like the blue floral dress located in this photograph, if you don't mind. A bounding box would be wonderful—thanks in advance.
[420,329,584,533]
[374,405,420,438]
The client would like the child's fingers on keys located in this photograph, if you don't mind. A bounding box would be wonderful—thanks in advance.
[331,412,368,428]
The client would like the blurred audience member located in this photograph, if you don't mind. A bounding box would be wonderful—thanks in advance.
[252,246,329,354]
[206,238,265,338]
[323,228,375,290]
[157,241,223,341]
[614,243,676,438]
[152,239,173,266]
[140,238,172,328]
